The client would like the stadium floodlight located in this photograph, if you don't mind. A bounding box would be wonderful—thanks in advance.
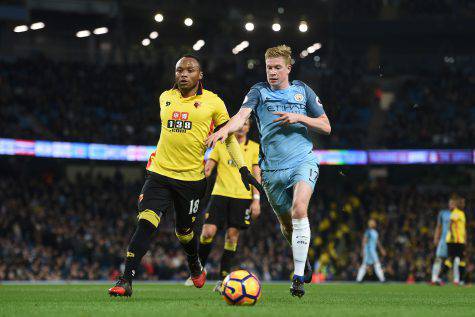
[154,13,164,22]
[193,39,205,51]
[232,41,250,54]
[13,25,28,33]
[142,38,151,46]
[300,50,309,58]
[184,18,193,27]
[272,23,281,32]
[298,21,308,32]
[149,31,158,39]
[30,22,45,30]
[307,42,322,54]
[93,27,108,35]
[76,30,91,38]
[245,22,254,31]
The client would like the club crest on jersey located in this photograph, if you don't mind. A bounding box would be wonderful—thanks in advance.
[294,93,304,102]
[194,101,201,108]
[165,101,171,107]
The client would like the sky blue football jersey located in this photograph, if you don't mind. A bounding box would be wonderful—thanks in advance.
[364,229,378,253]
[241,80,326,170]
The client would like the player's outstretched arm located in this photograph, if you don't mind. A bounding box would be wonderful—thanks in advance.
[273,112,331,135]
[299,114,331,135]
[250,164,262,220]
[206,107,253,148]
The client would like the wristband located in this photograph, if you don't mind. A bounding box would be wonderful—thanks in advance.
[253,194,260,200]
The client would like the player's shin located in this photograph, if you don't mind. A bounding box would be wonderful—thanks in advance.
[453,256,461,283]
[123,215,159,282]
[199,235,214,266]
[459,261,466,284]
[220,241,238,279]
[356,264,367,282]
[431,258,442,283]
[291,218,311,278]
[176,227,199,263]
[374,262,385,282]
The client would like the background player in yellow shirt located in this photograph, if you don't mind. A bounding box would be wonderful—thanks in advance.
[185,118,261,290]
[440,195,467,285]
[109,55,263,297]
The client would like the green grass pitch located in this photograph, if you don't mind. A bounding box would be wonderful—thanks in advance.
[1,283,474,317]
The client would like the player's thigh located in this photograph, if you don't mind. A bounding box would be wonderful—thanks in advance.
[171,178,207,230]
[137,172,173,225]
[289,158,319,194]
[204,195,228,230]
[262,169,293,216]
[227,197,252,230]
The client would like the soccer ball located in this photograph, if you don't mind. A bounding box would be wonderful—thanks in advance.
[222,270,261,306]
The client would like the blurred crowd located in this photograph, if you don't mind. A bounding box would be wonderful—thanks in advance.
[1,56,474,149]
[1,167,472,282]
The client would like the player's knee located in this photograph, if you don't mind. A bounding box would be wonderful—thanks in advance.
[137,209,161,228]
[175,227,194,244]
[225,228,240,244]
[200,225,217,244]
[291,201,308,219]
[224,231,239,252]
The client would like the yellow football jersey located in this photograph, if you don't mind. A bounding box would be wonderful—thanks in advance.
[147,88,229,181]
[209,139,259,199]
[446,208,466,244]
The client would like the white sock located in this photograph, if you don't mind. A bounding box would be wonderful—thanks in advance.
[432,258,442,283]
[454,257,460,283]
[357,264,367,282]
[291,217,310,277]
[374,262,385,282]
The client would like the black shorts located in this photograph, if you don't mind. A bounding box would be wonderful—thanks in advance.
[138,171,207,229]
[205,195,252,230]
[447,243,465,258]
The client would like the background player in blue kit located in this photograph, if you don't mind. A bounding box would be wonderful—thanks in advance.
[207,45,331,297]
[356,219,386,283]
[431,201,451,285]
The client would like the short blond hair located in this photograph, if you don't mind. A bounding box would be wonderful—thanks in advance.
[265,45,292,65]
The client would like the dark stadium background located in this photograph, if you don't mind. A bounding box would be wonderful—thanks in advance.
[0,0,474,283]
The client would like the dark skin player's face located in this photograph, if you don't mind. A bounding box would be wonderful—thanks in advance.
[175,57,203,95]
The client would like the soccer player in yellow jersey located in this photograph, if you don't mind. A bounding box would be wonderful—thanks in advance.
[109,55,263,297]
[187,118,261,290]
[440,195,467,285]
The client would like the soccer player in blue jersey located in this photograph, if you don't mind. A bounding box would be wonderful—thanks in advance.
[356,219,386,282]
[207,45,331,297]
[431,201,451,285]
